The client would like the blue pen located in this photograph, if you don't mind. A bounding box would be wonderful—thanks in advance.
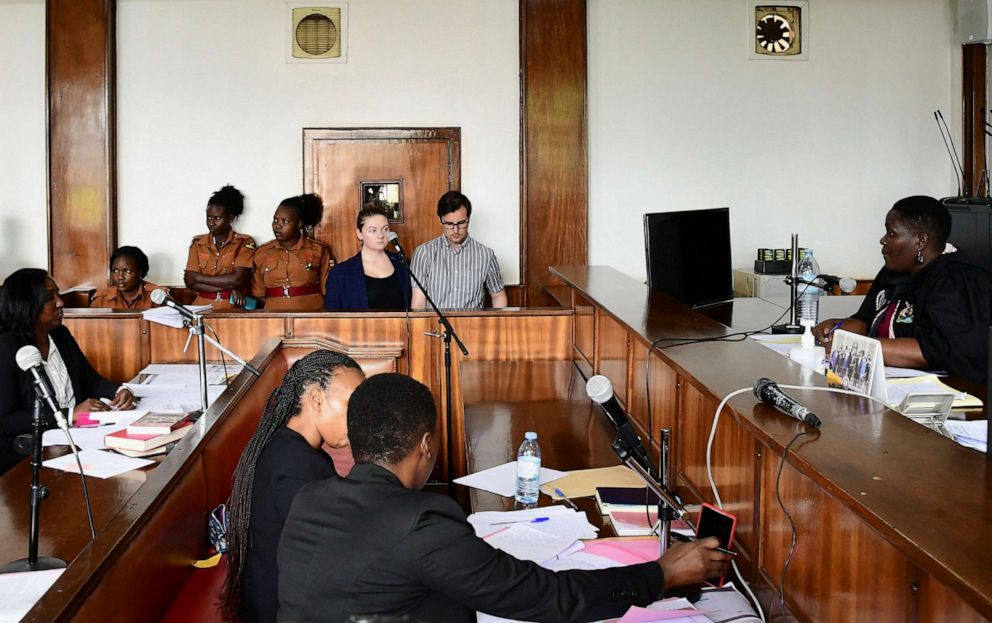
[492,517,550,525]
[826,321,844,337]
[554,487,579,511]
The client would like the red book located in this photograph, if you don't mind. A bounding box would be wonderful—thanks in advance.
[105,423,193,452]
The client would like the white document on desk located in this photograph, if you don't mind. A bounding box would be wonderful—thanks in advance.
[944,419,988,452]
[483,523,579,565]
[470,506,598,541]
[454,461,566,497]
[42,448,154,479]
[0,568,65,623]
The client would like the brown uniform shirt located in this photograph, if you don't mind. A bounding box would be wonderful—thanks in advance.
[250,237,334,311]
[185,232,256,309]
[90,282,162,311]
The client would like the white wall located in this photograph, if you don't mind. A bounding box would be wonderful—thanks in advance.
[588,0,961,280]
[116,0,520,285]
[0,0,47,279]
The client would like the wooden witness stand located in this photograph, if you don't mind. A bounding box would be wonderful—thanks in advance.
[4,272,990,621]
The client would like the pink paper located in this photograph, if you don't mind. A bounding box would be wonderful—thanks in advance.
[580,539,660,565]
[617,606,712,623]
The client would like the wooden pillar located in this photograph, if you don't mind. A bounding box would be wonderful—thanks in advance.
[47,0,116,288]
[962,44,987,197]
[519,0,588,306]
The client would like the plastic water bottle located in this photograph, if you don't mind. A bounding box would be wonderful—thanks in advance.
[514,432,541,504]
[796,249,822,324]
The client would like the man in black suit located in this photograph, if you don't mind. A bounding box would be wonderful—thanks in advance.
[278,373,729,623]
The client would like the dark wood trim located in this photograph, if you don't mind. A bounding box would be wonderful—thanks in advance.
[962,44,987,197]
[519,0,588,306]
[47,0,116,288]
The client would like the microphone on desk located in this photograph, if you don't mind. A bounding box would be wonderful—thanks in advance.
[753,378,822,428]
[818,275,857,294]
[151,289,200,321]
[16,346,70,430]
[585,375,654,473]
[387,232,407,260]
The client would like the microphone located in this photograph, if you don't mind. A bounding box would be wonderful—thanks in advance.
[15,346,70,429]
[585,375,654,473]
[387,232,406,259]
[817,274,857,294]
[753,378,822,428]
[151,289,199,321]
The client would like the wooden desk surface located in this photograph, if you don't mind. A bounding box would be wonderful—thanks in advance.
[551,265,992,621]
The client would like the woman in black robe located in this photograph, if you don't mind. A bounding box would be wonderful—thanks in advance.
[813,195,992,382]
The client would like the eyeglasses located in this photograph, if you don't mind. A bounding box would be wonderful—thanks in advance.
[441,219,469,231]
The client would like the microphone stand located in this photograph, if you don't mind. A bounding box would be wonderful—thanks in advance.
[772,233,804,334]
[179,311,261,419]
[392,247,469,494]
[0,394,66,573]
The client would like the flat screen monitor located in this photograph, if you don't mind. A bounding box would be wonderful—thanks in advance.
[643,207,733,308]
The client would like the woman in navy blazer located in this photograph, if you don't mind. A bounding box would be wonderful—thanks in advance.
[323,207,412,310]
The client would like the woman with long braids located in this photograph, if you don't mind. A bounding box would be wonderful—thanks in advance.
[221,350,364,623]
[250,193,334,311]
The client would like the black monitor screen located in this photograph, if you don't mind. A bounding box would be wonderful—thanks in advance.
[643,207,733,308]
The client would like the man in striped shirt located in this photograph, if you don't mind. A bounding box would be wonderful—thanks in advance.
[410,191,507,310]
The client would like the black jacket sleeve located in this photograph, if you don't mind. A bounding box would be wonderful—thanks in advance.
[914,263,992,382]
[0,334,40,474]
[398,500,666,623]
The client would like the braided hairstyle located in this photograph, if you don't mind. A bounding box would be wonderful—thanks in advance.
[208,185,246,218]
[221,349,363,620]
[279,193,324,238]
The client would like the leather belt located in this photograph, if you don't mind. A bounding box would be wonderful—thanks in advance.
[266,285,320,298]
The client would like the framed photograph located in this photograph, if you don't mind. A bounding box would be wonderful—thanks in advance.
[747,1,809,61]
[360,180,404,224]
[826,330,886,403]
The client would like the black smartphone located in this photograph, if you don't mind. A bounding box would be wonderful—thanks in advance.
[695,503,737,586]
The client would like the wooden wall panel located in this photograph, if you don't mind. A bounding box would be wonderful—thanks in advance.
[303,128,459,266]
[148,316,287,364]
[916,573,989,623]
[63,316,146,383]
[573,290,595,375]
[520,0,588,305]
[443,313,572,480]
[47,0,116,288]
[760,450,914,622]
[595,312,628,406]
[962,44,987,197]
[678,382,757,558]
[292,316,409,375]
[628,341,679,471]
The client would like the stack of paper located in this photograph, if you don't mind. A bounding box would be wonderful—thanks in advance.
[470,506,599,541]
[42,448,154,479]
[42,413,146,450]
[944,419,988,453]
[453,461,566,497]
[886,375,982,410]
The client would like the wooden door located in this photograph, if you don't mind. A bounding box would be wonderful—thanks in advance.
[303,128,460,263]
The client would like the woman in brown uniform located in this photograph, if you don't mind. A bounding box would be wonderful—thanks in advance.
[184,185,256,310]
[90,246,162,310]
[251,194,333,311]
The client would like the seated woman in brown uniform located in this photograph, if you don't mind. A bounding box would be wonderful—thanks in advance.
[184,185,256,310]
[251,194,333,311]
[90,246,162,310]
[813,195,992,382]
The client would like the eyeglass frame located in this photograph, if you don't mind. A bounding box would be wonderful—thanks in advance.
[440,218,470,231]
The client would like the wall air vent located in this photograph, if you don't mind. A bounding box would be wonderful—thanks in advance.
[287,3,348,63]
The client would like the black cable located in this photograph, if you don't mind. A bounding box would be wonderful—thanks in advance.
[775,430,814,620]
